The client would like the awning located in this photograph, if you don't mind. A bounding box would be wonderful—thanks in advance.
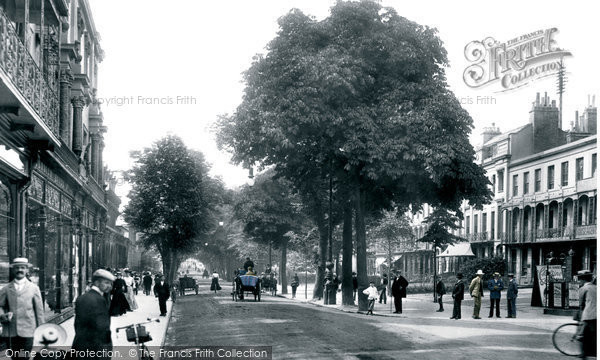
[375,255,402,268]
[438,242,476,257]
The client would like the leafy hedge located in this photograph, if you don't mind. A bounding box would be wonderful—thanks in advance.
[460,256,508,283]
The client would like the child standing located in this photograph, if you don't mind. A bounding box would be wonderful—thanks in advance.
[363,281,379,315]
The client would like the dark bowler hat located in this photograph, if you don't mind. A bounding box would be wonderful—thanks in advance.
[508,273,514,278]
[456,273,463,279]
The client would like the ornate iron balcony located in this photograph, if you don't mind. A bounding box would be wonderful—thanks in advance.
[0,9,59,138]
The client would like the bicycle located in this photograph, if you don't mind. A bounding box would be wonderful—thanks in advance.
[116,318,160,360]
[552,322,583,357]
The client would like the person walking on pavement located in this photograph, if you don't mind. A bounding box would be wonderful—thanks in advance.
[363,281,379,315]
[123,270,138,311]
[487,272,504,318]
[109,272,130,316]
[153,275,170,317]
[450,273,465,319]
[0,258,44,357]
[143,272,153,296]
[576,270,596,359]
[352,272,358,302]
[469,269,484,319]
[506,273,518,318]
[391,271,409,314]
[291,273,300,299]
[379,274,388,304]
[72,269,115,360]
[435,275,446,312]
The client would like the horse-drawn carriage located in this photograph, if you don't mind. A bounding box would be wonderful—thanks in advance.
[178,275,199,296]
[261,273,277,296]
[232,274,261,302]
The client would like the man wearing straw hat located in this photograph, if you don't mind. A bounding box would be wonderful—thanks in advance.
[0,257,45,357]
[72,269,115,360]
[469,269,484,319]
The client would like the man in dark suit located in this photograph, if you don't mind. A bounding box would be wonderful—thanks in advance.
[450,273,465,319]
[391,271,409,313]
[143,272,153,296]
[72,269,115,360]
[153,275,170,316]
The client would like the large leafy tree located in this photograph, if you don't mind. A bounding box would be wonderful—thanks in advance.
[218,1,491,309]
[124,136,217,283]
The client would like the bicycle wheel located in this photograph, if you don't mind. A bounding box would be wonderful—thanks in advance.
[552,323,582,357]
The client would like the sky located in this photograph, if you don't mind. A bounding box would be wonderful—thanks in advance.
[87,0,600,203]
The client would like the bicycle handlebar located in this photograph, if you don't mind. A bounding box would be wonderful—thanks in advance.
[115,318,160,332]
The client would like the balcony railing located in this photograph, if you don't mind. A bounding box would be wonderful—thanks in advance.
[0,9,59,137]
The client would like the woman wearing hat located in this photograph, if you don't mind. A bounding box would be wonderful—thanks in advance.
[109,272,131,316]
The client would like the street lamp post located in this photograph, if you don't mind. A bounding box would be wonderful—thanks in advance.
[545,251,554,308]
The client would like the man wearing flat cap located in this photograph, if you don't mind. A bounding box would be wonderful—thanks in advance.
[0,257,44,357]
[72,269,115,360]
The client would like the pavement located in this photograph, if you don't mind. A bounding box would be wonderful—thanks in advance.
[0,290,173,360]
[279,283,572,331]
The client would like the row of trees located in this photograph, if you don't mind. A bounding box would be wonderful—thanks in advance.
[216,1,492,310]
[124,2,493,309]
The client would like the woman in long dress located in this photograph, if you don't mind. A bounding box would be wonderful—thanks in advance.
[210,271,221,293]
[110,272,131,316]
[123,270,138,310]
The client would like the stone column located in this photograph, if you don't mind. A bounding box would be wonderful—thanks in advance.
[90,134,99,180]
[98,141,105,184]
[59,69,73,146]
[71,96,85,156]
[532,206,537,241]
[544,204,549,237]
[573,199,579,227]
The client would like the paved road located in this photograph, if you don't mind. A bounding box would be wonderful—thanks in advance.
[165,279,571,360]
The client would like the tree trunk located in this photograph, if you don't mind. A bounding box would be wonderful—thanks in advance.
[313,219,328,300]
[342,200,354,305]
[355,185,368,311]
[280,238,288,294]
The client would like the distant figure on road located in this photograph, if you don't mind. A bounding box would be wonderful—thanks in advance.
[435,276,446,312]
[143,272,153,296]
[577,270,596,359]
[469,269,484,319]
[450,273,464,320]
[487,272,504,318]
[210,271,222,292]
[243,258,255,271]
[363,281,379,315]
[291,273,300,298]
[203,269,209,279]
[391,271,409,314]
[506,273,518,318]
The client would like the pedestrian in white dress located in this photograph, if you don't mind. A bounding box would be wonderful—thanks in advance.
[123,270,138,310]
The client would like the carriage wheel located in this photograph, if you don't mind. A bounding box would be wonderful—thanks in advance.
[258,284,261,302]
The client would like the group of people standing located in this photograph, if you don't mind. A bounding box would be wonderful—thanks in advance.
[363,271,409,315]
[108,270,139,316]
